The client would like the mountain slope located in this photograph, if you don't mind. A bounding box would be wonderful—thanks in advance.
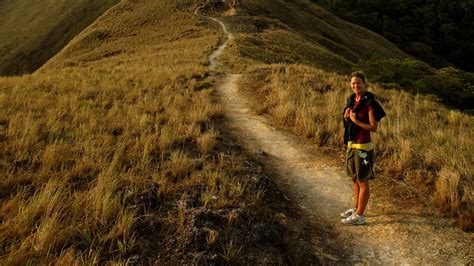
[0,0,118,76]
[0,0,471,264]
[219,0,408,72]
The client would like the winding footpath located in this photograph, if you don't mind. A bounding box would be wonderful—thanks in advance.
[195,7,473,264]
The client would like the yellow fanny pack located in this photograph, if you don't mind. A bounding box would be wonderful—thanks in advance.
[347,141,374,151]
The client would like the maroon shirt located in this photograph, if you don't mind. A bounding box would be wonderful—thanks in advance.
[353,99,373,143]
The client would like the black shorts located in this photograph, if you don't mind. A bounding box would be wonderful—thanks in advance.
[345,147,375,181]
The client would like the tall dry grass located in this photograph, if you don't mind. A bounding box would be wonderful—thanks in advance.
[0,0,289,264]
[238,64,473,230]
[0,49,219,264]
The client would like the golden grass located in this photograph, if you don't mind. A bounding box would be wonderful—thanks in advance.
[0,0,284,263]
[238,64,474,230]
[220,239,242,263]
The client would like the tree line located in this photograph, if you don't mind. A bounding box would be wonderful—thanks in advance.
[313,0,473,72]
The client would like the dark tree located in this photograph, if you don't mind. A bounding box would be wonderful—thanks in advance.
[312,0,474,71]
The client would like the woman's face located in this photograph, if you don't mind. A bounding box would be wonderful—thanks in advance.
[351,77,366,95]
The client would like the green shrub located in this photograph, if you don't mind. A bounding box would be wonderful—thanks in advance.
[356,56,474,111]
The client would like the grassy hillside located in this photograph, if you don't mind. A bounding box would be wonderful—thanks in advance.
[0,0,339,264]
[219,0,473,230]
[218,0,407,73]
[1,0,471,264]
[219,0,473,112]
[0,0,118,76]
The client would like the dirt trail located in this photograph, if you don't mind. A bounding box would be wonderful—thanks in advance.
[197,8,473,265]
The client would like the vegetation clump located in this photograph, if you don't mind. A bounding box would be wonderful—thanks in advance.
[312,0,474,71]
[356,55,474,112]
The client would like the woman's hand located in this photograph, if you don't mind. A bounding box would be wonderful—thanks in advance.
[344,108,351,120]
[349,110,357,122]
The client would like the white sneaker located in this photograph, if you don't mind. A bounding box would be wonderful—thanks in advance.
[341,213,365,225]
[340,207,356,218]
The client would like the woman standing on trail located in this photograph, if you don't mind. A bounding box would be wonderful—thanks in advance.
[340,71,385,225]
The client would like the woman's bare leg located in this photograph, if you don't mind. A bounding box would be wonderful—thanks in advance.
[353,176,359,209]
[356,180,370,215]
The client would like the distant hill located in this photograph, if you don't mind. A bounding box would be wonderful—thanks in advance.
[221,0,408,73]
[0,0,118,76]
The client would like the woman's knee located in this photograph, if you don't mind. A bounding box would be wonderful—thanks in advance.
[357,180,369,189]
[352,176,357,183]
